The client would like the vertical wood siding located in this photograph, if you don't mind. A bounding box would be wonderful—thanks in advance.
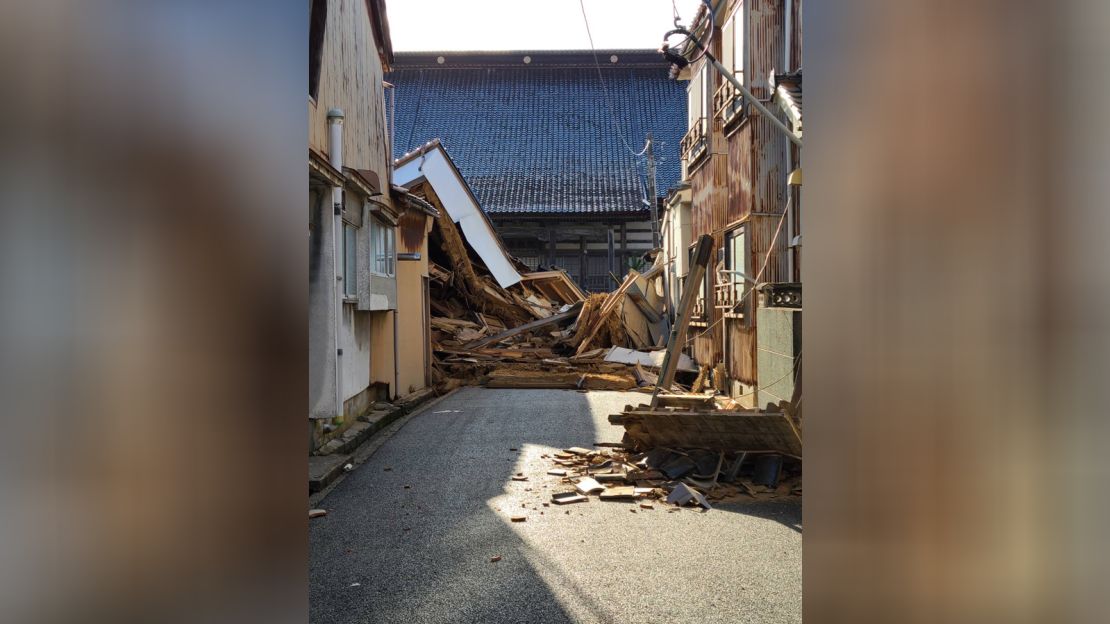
[309,0,390,181]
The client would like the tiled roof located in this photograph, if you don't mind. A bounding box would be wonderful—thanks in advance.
[389,50,687,216]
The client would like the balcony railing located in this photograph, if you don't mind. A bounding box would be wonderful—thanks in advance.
[691,295,707,322]
[714,279,746,318]
[714,81,745,127]
[680,117,708,165]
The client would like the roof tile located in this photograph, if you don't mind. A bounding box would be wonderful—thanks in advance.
[388,51,686,216]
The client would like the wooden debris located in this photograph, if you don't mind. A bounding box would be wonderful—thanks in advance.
[611,406,802,456]
[575,477,605,494]
[419,187,672,394]
[599,486,637,501]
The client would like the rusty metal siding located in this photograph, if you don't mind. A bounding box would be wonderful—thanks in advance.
[397,210,427,255]
[726,122,752,224]
[749,0,788,217]
[687,0,795,377]
[748,0,783,100]
[727,320,756,385]
[689,156,725,368]
[749,212,790,284]
[690,164,714,239]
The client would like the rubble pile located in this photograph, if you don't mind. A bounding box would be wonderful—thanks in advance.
[425,210,680,394]
[421,207,803,468]
[543,444,802,512]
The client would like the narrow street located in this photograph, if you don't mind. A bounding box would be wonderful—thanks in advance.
[309,388,801,624]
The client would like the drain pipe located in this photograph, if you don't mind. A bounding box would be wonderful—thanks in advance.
[784,0,792,72]
[327,108,344,418]
[393,310,400,399]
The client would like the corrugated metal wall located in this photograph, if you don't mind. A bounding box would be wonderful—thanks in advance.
[683,0,796,384]
[689,156,725,367]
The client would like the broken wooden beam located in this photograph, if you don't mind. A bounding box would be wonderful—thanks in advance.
[609,408,802,456]
[462,302,582,350]
[575,271,640,355]
[651,234,713,404]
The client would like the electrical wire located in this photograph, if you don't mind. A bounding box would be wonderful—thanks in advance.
[683,203,790,346]
[577,0,649,158]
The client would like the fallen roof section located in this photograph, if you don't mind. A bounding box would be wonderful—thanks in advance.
[394,140,522,288]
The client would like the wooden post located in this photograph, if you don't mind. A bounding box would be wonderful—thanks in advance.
[546,224,556,267]
[620,222,628,271]
[651,234,713,406]
[579,235,587,288]
[607,227,616,278]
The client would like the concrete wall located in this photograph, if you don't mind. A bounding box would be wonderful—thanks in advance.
[309,185,338,419]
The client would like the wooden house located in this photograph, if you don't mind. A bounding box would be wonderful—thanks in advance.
[665,0,802,406]
[308,0,437,448]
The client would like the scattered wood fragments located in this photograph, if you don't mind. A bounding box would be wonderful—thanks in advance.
[539,441,802,511]
[490,555,502,563]
[575,477,605,494]
[309,509,328,519]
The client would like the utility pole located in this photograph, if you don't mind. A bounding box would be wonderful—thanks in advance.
[646,133,660,248]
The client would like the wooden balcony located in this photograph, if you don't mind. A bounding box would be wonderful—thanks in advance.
[713,81,745,128]
[680,117,708,166]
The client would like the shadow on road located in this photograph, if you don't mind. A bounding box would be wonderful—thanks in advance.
[310,387,601,624]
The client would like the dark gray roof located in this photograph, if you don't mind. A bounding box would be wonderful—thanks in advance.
[389,50,686,216]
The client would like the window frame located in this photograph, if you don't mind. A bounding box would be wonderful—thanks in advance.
[731,2,745,82]
[724,225,750,321]
[370,216,395,277]
[309,0,328,100]
[342,221,358,299]
[688,242,710,323]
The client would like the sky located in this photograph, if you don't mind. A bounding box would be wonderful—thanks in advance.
[386,0,705,52]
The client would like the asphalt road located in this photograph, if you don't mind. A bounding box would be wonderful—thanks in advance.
[310,388,801,624]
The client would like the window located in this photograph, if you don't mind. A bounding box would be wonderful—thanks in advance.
[722,13,735,78]
[343,223,357,297]
[370,218,395,276]
[309,0,327,99]
[687,66,704,128]
[731,3,745,81]
[725,226,748,310]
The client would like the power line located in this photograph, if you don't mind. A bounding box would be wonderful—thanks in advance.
[577,0,649,159]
